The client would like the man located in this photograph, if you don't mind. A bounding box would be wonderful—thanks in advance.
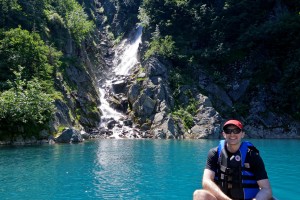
[193,119,273,200]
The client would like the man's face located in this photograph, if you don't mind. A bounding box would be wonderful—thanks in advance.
[222,125,244,145]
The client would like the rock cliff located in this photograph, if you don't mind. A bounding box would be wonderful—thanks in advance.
[53,0,300,141]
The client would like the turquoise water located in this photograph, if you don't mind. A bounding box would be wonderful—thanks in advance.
[0,139,298,199]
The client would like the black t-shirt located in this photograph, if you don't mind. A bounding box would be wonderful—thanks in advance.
[205,145,268,181]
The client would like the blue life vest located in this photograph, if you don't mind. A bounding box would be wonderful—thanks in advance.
[215,140,260,200]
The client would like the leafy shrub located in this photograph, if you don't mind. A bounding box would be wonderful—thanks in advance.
[173,108,194,130]
[145,35,175,59]
[0,27,62,87]
[0,68,55,136]
[66,3,95,44]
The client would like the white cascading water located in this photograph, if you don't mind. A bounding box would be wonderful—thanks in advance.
[98,26,142,139]
[113,26,142,76]
[99,86,123,121]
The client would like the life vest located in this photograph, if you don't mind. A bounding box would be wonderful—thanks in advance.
[214,140,260,200]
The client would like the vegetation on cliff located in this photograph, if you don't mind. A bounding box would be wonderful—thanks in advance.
[139,0,300,121]
[0,0,97,140]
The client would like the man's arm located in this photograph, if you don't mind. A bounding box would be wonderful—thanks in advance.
[253,179,273,200]
[202,169,232,200]
[249,148,273,200]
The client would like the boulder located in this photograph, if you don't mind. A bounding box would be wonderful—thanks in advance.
[56,128,83,143]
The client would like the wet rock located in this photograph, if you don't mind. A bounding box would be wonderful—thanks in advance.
[55,128,83,143]
[123,119,133,127]
[154,129,166,139]
[107,120,117,129]
[112,79,127,94]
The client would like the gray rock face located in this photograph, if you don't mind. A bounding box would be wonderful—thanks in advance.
[124,57,224,139]
[242,87,300,138]
[112,80,128,94]
[198,70,232,109]
[48,0,299,140]
[49,28,104,136]
[228,80,250,101]
[127,57,181,138]
[188,94,222,139]
[124,54,300,139]
[55,128,83,143]
[132,93,156,117]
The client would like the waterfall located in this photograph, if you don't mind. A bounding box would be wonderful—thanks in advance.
[113,26,142,76]
[98,26,142,139]
[99,85,123,121]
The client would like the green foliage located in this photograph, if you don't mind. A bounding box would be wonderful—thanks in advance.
[169,71,184,91]
[172,97,198,130]
[0,0,21,18]
[65,2,95,44]
[240,13,300,119]
[0,67,55,136]
[0,0,21,11]
[138,7,150,27]
[145,35,175,59]
[0,27,62,86]
[0,0,100,139]
[0,0,96,47]
[44,0,96,45]
[173,108,194,130]
[186,98,198,114]
[277,49,300,119]
[20,0,49,30]
[44,10,65,26]
[0,26,62,137]
[169,68,196,95]
[0,0,21,27]
[141,0,300,120]
[114,33,124,45]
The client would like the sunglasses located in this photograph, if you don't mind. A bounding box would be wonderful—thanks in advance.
[224,128,241,134]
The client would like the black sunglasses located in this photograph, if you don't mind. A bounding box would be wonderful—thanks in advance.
[224,128,241,134]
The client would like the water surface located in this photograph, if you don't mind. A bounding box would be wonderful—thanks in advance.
[0,139,298,199]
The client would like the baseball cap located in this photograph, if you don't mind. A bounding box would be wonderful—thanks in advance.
[223,119,243,130]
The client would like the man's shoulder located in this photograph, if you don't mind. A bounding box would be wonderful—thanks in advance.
[209,146,218,153]
[207,146,219,157]
[245,145,262,163]
[247,145,260,156]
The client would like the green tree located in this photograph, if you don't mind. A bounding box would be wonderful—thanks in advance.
[48,0,95,45]
[0,0,21,27]
[0,67,55,138]
[18,0,48,31]
[145,35,176,59]
[66,2,95,44]
[0,27,62,89]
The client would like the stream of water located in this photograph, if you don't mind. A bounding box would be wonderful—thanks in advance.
[98,26,142,138]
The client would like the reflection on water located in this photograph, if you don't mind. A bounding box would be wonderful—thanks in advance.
[93,140,142,199]
[92,139,214,199]
[92,139,300,200]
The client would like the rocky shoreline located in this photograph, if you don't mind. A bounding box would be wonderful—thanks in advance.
[1,125,299,146]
